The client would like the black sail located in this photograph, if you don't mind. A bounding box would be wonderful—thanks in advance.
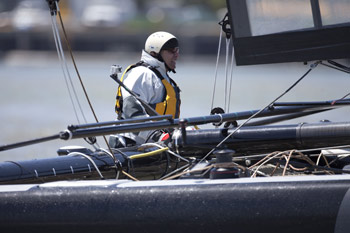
[226,0,350,65]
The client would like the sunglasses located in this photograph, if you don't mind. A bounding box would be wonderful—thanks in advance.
[164,47,179,54]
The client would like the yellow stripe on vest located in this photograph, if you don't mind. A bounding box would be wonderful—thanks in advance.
[155,78,179,118]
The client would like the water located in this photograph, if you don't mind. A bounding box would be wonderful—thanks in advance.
[0,50,350,162]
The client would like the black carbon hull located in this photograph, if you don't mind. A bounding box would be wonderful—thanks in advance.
[0,176,350,233]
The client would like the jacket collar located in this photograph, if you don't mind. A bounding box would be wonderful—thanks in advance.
[140,50,168,78]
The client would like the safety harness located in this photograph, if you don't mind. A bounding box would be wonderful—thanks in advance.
[115,61,181,119]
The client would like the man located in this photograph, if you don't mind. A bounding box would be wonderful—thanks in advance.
[112,31,181,147]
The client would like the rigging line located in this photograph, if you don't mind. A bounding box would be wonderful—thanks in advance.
[110,147,132,173]
[161,164,199,180]
[55,2,111,153]
[227,46,235,113]
[249,151,280,170]
[68,152,104,179]
[235,144,350,162]
[141,142,190,163]
[210,27,223,111]
[196,61,320,166]
[224,37,230,112]
[50,14,80,123]
[331,92,350,105]
[98,147,121,178]
[328,60,350,73]
[319,60,350,105]
[98,147,138,181]
[56,2,97,124]
[282,150,294,176]
[251,152,282,177]
[51,11,88,124]
[52,6,99,150]
[320,62,350,74]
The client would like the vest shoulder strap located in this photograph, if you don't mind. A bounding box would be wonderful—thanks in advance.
[136,61,164,81]
[115,61,165,118]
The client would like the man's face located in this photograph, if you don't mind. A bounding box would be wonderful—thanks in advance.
[160,47,179,71]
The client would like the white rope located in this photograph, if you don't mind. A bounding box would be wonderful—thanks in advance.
[227,46,235,113]
[68,152,104,179]
[99,147,120,179]
[50,14,80,123]
[224,37,230,112]
[210,27,223,111]
[50,3,88,125]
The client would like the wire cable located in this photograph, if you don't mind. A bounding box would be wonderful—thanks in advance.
[210,27,223,111]
[53,1,120,157]
[196,61,321,165]
[50,14,82,124]
[50,3,99,151]
[224,37,230,112]
[322,60,350,105]
[99,147,138,181]
[227,46,235,113]
[55,2,98,125]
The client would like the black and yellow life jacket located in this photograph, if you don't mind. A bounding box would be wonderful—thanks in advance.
[115,62,181,119]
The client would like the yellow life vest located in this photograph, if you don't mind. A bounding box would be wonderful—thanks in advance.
[115,62,181,119]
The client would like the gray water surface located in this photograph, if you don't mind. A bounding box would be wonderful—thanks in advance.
[1,51,349,161]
